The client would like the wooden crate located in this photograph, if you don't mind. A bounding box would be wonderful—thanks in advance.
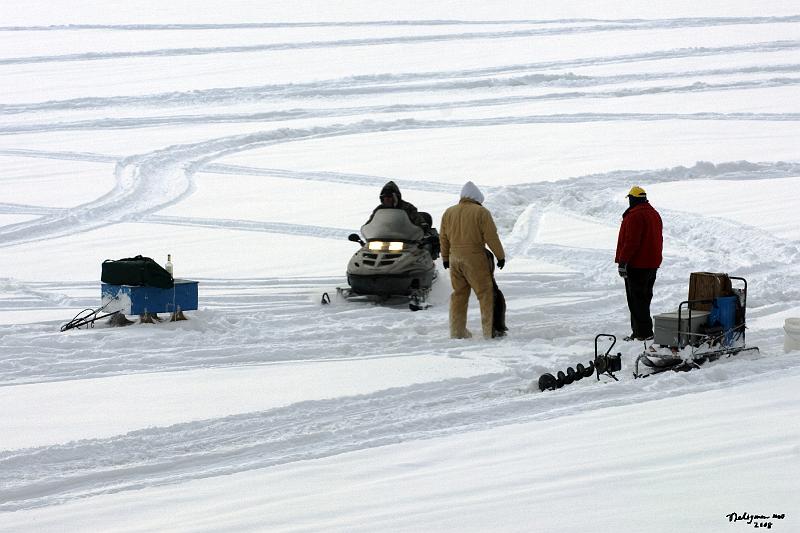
[688,272,732,311]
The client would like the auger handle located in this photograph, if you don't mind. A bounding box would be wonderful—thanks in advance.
[594,333,617,358]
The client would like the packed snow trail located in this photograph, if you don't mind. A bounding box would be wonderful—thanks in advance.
[7,77,800,135]
[4,17,800,66]
[2,354,798,513]
[3,15,799,32]
[3,114,800,248]
[4,40,799,114]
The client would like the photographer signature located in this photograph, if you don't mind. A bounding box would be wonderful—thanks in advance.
[726,512,786,529]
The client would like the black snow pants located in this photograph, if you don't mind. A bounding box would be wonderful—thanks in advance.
[625,267,658,339]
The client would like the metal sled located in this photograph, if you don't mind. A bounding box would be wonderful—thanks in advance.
[634,276,759,378]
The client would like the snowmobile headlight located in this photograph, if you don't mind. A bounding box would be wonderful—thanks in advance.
[388,241,404,251]
[368,241,385,251]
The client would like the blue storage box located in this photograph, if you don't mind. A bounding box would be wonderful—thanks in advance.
[101,279,199,315]
[709,295,738,345]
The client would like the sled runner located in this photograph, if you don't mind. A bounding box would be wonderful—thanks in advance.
[633,275,759,378]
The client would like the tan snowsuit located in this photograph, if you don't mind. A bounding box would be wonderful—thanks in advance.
[440,183,505,339]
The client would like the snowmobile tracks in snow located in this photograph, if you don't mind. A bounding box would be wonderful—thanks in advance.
[4,114,800,250]
[3,357,800,512]
[2,19,799,66]
[3,39,798,116]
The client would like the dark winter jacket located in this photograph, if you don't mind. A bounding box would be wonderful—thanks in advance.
[366,181,425,227]
[615,201,663,268]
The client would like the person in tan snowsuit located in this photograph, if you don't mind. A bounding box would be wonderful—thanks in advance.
[440,181,506,339]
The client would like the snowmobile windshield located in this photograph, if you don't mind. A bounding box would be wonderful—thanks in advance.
[361,209,424,242]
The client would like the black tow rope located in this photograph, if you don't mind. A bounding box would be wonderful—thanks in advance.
[60,302,120,332]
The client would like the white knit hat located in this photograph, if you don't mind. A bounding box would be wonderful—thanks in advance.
[460,181,484,203]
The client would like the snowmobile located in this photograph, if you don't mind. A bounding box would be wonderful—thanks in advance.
[334,208,439,311]
[633,275,759,377]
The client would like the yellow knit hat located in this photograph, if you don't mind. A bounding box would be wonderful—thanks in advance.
[627,186,647,198]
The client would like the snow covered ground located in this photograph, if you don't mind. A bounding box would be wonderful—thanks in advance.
[2,2,800,531]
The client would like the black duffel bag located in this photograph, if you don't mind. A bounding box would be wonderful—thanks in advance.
[101,255,174,288]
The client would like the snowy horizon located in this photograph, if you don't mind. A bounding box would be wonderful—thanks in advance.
[1,2,799,532]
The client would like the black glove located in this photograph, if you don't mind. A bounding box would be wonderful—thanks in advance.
[497,258,505,270]
[617,262,628,278]
[442,260,449,269]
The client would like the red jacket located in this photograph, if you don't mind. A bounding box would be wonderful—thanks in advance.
[615,202,663,268]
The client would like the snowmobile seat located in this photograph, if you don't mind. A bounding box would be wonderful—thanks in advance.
[416,212,440,258]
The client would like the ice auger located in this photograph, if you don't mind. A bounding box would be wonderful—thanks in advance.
[537,334,622,392]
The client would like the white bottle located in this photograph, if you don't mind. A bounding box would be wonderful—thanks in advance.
[165,254,174,277]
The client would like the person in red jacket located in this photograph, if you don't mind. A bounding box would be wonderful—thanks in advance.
[615,186,663,341]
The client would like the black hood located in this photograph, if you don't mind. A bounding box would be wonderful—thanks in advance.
[380,181,402,201]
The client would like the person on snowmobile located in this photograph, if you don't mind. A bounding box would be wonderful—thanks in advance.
[615,185,663,342]
[366,181,426,229]
[439,181,506,339]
